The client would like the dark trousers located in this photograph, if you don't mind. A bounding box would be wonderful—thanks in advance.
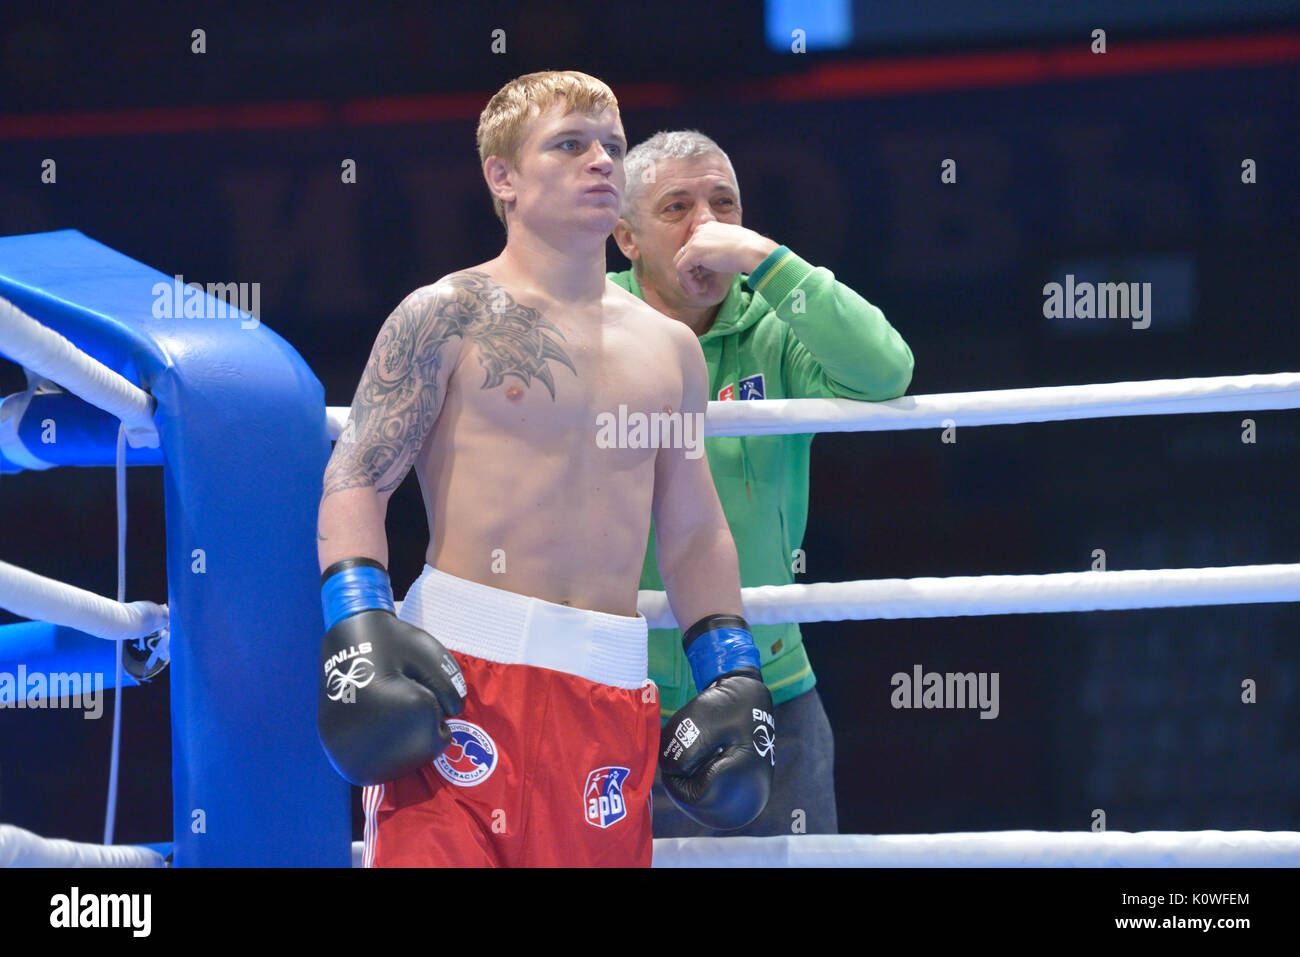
[651,686,838,838]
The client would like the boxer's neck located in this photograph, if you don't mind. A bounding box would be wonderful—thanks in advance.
[498,224,608,305]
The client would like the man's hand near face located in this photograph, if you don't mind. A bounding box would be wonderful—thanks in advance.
[673,222,779,297]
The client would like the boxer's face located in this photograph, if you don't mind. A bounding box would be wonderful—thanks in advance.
[618,154,741,309]
[503,103,627,238]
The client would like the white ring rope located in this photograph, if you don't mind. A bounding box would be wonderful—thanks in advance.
[0,379,57,471]
[104,424,128,846]
[0,824,164,868]
[7,827,1292,868]
[704,372,1300,436]
[323,371,1300,440]
[0,295,159,449]
[638,563,1300,627]
[345,832,1298,867]
[650,831,1300,868]
[0,560,167,642]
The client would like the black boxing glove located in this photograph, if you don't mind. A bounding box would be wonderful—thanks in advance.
[317,558,467,787]
[659,614,775,829]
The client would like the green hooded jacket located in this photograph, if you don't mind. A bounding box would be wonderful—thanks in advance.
[609,246,914,718]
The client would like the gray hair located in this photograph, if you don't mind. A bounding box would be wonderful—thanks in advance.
[621,130,739,226]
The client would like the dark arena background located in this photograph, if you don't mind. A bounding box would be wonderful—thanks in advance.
[0,1,1297,855]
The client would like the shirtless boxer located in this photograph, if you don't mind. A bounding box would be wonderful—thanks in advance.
[314,71,774,867]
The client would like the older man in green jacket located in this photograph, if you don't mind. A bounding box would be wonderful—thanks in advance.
[609,130,914,837]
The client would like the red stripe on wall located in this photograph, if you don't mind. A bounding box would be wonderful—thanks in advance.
[1,31,1295,141]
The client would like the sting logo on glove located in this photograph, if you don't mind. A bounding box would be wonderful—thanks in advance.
[326,657,376,701]
[317,558,468,787]
[323,641,376,702]
[752,708,775,765]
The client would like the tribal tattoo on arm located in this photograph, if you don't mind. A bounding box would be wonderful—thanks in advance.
[321,271,577,499]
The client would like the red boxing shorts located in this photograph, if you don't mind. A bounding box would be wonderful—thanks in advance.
[362,564,659,867]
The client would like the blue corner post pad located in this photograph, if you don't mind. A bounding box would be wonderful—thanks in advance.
[321,559,395,630]
[682,614,760,691]
[0,229,348,866]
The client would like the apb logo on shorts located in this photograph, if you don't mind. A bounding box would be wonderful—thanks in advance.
[433,720,498,787]
[584,766,631,828]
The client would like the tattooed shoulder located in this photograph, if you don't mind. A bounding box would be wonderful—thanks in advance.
[321,271,578,499]
[321,282,465,498]
[436,270,577,399]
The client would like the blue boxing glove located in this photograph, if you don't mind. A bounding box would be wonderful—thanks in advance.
[316,558,466,786]
[659,614,775,829]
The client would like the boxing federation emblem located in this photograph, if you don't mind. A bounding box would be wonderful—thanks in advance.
[738,373,765,400]
[717,374,765,402]
[584,766,630,828]
[433,720,499,787]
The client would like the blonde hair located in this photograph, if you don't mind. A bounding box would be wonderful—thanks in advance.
[477,70,620,225]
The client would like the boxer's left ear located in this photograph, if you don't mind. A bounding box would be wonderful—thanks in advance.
[483,156,516,208]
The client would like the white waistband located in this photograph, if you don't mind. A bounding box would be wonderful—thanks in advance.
[397,565,648,690]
